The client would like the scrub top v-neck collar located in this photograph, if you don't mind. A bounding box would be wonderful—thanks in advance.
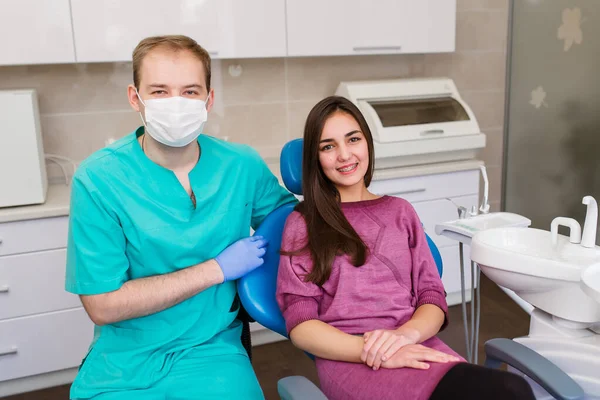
[133,127,212,211]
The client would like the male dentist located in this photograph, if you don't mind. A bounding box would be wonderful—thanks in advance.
[66,35,296,399]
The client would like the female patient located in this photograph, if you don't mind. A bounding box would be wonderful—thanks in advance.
[276,96,535,400]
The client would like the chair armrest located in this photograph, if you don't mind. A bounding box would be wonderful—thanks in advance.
[277,376,328,400]
[484,338,584,400]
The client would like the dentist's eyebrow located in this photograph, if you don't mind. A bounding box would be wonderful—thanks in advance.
[147,84,204,91]
[319,130,361,143]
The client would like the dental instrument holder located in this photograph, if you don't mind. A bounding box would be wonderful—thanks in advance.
[435,166,532,364]
[581,196,598,248]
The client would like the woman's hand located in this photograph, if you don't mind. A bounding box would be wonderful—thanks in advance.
[380,344,461,370]
[361,329,417,370]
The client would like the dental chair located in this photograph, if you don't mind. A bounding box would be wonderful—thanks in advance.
[237,138,585,400]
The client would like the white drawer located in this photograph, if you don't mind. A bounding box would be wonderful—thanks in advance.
[440,245,474,297]
[414,195,479,249]
[0,249,82,321]
[0,216,68,256]
[0,308,94,382]
[369,169,480,204]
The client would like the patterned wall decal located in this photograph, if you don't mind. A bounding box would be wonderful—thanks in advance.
[558,7,584,51]
[529,86,548,109]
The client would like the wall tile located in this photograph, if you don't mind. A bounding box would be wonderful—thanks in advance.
[477,127,504,167]
[41,111,140,162]
[456,10,509,51]
[211,103,288,149]
[0,63,133,115]
[460,90,506,130]
[288,100,317,139]
[490,200,501,212]
[423,51,506,92]
[286,54,425,101]
[217,58,286,106]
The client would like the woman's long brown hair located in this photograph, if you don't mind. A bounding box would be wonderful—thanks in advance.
[283,96,375,286]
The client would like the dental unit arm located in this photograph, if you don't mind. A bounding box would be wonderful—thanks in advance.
[436,165,531,246]
[434,165,531,364]
[479,165,490,214]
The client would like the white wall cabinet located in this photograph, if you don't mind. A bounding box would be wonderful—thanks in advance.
[0,0,456,66]
[70,0,287,62]
[286,0,456,57]
[0,0,76,65]
[0,215,94,395]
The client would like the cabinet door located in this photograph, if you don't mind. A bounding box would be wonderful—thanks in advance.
[286,0,354,56]
[0,0,76,65]
[218,0,286,58]
[352,0,407,54]
[71,0,220,62]
[355,0,456,54]
[0,249,82,321]
[397,0,456,53]
[71,0,286,63]
[286,0,455,57]
[0,309,93,382]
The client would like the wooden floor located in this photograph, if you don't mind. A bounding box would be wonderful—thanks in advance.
[4,275,530,400]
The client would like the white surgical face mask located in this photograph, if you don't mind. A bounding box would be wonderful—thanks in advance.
[136,89,208,148]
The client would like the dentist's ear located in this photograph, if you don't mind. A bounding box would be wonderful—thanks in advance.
[206,89,215,113]
[127,84,143,113]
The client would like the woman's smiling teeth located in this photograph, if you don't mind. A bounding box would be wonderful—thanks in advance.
[337,163,358,173]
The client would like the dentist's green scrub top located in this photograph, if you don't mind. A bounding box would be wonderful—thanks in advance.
[65,129,297,399]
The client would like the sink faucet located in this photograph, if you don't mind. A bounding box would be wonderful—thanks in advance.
[581,196,598,248]
[551,217,581,246]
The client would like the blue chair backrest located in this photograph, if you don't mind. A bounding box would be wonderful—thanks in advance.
[237,138,443,339]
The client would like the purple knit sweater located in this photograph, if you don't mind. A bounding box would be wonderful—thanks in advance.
[276,196,465,400]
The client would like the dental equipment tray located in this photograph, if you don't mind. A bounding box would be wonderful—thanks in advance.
[435,212,532,245]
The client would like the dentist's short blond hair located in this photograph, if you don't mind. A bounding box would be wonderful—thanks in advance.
[132,35,212,92]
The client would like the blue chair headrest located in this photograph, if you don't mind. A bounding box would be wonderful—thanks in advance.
[280,139,303,196]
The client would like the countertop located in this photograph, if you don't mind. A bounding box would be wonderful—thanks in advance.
[0,159,484,224]
[0,183,71,223]
[373,159,484,181]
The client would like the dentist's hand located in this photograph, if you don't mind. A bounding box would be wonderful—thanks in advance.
[215,236,269,282]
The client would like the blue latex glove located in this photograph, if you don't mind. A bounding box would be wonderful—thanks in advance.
[215,236,269,282]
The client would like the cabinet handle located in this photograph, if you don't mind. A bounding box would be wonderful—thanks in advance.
[208,51,219,56]
[0,346,18,357]
[0,238,3,244]
[420,129,445,136]
[390,188,426,196]
[0,285,9,293]
[353,46,402,52]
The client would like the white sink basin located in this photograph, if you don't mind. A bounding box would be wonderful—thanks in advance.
[471,227,600,325]
[582,264,600,305]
